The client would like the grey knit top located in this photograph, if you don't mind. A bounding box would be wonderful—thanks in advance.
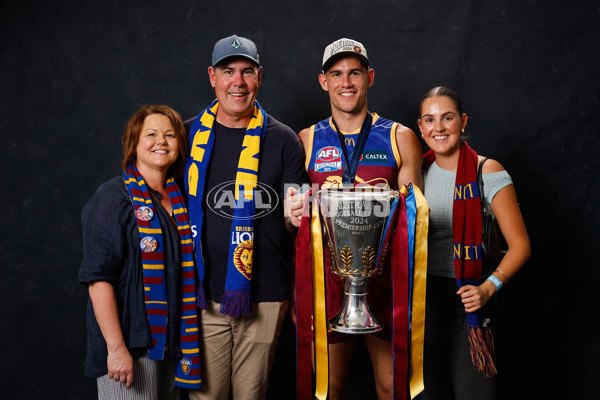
[423,161,513,278]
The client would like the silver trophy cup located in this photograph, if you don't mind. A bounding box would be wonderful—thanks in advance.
[318,188,397,334]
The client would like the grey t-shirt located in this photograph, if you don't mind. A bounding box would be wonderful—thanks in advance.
[423,161,513,278]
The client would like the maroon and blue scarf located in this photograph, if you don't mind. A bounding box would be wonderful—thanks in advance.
[423,141,497,377]
[123,165,202,388]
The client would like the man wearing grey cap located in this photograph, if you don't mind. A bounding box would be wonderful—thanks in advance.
[290,37,423,400]
[183,34,305,400]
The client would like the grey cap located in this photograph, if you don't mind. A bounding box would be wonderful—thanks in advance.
[212,34,260,67]
[322,38,370,72]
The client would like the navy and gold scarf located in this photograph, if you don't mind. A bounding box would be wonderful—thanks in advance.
[184,100,267,316]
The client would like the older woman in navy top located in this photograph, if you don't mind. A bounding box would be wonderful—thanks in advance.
[80,105,200,399]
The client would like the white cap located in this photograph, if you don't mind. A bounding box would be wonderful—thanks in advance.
[322,38,370,72]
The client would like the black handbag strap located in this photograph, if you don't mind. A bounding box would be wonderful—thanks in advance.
[477,157,490,214]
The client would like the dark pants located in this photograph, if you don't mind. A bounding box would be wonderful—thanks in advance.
[417,276,497,400]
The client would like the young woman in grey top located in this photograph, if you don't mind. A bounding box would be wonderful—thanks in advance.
[416,87,530,400]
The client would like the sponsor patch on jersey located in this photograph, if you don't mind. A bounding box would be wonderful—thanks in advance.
[315,146,342,172]
[360,151,389,165]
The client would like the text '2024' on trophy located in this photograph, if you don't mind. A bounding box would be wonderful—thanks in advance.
[318,188,397,334]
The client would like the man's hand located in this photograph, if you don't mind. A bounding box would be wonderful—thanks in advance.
[285,186,305,228]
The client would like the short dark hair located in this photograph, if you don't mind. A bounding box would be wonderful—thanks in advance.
[419,86,463,116]
[214,55,260,70]
[322,54,370,73]
[120,105,188,178]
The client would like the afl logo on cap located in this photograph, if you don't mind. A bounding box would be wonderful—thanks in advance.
[316,146,341,162]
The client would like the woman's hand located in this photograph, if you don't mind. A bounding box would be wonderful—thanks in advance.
[89,281,135,389]
[456,158,531,315]
[107,341,134,388]
[457,281,495,313]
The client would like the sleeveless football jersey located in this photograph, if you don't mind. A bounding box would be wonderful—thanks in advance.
[306,113,401,189]
[304,113,402,342]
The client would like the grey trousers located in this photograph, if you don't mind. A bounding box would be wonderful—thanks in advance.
[97,354,181,400]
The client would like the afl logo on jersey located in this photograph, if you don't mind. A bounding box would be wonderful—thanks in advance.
[317,146,341,162]
[315,146,342,172]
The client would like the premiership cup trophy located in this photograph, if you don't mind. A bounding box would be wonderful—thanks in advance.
[318,187,397,334]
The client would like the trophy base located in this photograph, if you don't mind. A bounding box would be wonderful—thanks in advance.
[328,292,384,334]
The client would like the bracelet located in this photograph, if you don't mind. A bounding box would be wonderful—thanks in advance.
[495,269,509,282]
[486,275,503,292]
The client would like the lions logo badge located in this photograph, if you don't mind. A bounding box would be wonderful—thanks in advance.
[180,358,191,375]
[320,175,389,189]
[233,240,253,280]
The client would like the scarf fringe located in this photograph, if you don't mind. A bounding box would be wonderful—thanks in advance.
[220,290,255,316]
[196,286,208,309]
[467,326,497,377]
[185,100,267,318]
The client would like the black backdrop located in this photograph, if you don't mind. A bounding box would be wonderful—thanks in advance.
[2,0,599,399]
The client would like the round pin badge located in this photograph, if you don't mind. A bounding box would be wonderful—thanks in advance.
[140,236,158,253]
[136,206,154,221]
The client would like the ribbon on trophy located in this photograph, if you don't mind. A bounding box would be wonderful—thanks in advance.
[295,189,318,400]
[396,185,429,399]
[295,185,428,400]
[311,194,329,400]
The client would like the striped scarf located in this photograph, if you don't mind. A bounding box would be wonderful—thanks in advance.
[184,100,267,316]
[423,140,497,377]
[123,165,202,389]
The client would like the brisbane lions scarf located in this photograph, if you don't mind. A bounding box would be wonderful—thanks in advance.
[422,140,497,377]
[123,165,202,389]
[184,100,267,316]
